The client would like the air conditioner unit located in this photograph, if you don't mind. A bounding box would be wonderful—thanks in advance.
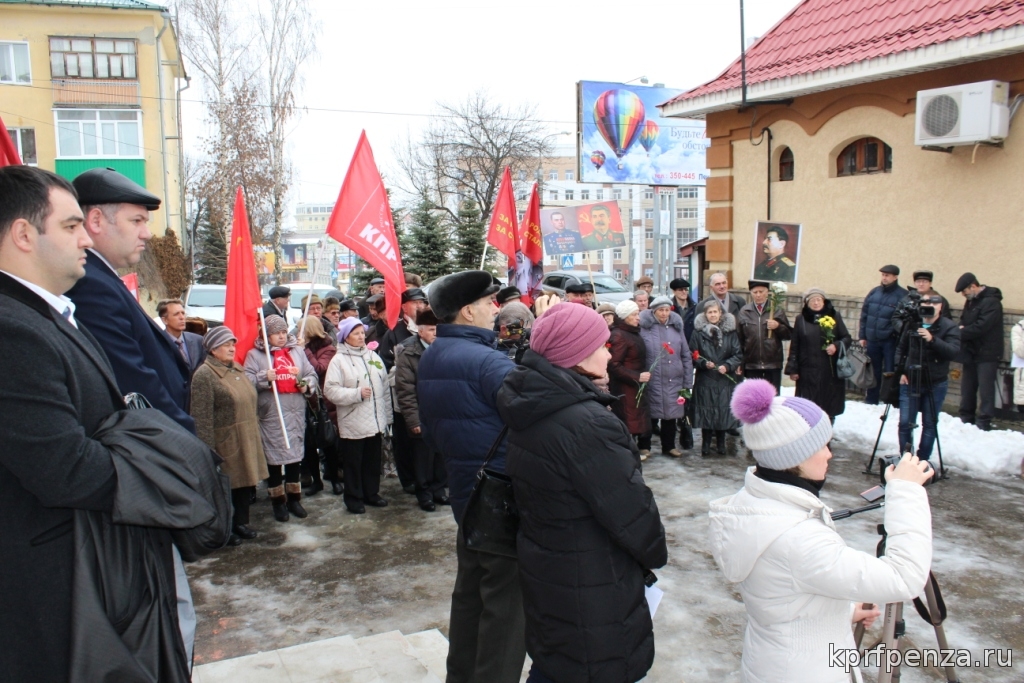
[914,80,1010,147]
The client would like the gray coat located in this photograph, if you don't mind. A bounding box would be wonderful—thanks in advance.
[244,342,318,466]
[688,312,742,431]
[639,309,694,420]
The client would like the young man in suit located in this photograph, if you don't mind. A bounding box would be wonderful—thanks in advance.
[0,166,190,681]
[159,298,207,376]
[65,166,199,662]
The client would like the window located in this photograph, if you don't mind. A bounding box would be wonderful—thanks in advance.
[644,208,654,220]
[677,186,698,199]
[518,170,526,181]
[548,170,558,180]
[836,137,892,176]
[55,109,141,157]
[595,189,604,200]
[0,42,31,84]
[517,192,528,201]
[779,147,794,181]
[677,207,698,220]
[565,170,574,180]
[644,250,654,261]
[643,189,654,199]
[564,190,574,200]
[580,189,590,200]
[677,227,698,243]
[628,189,634,199]
[50,38,137,79]
[518,211,525,222]
[7,128,37,164]
[614,269,623,281]
[581,252,589,262]
[645,227,653,239]
[548,190,558,201]
[613,248,623,260]
[612,189,622,200]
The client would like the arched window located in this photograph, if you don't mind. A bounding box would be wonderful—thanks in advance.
[837,138,892,176]
[779,147,794,181]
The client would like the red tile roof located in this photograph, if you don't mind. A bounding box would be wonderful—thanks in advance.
[667,0,1024,105]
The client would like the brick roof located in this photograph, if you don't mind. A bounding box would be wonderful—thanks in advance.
[664,0,1024,113]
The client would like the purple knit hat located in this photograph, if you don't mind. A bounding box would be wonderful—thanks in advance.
[336,316,368,344]
[531,302,610,369]
[730,379,832,469]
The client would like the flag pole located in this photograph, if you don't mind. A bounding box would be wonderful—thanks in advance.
[298,240,326,343]
[585,254,596,307]
[258,305,292,450]
[479,243,488,271]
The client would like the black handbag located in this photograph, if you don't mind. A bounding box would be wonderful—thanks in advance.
[315,395,338,448]
[461,426,519,559]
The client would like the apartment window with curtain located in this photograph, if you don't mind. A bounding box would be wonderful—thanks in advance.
[49,38,137,79]
[0,42,31,83]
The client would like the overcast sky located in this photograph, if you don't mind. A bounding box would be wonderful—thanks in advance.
[180,0,800,213]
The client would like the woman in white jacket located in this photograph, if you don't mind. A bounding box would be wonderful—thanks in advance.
[324,316,393,514]
[708,379,934,683]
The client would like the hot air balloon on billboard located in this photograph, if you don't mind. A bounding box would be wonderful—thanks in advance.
[639,120,659,155]
[590,150,606,170]
[593,89,645,169]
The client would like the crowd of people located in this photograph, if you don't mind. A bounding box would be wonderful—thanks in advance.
[0,163,1016,683]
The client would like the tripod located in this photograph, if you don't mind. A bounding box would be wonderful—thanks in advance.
[865,325,949,480]
[852,523,960,683]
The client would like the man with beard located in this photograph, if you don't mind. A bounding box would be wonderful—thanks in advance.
[753,225,796,282]
[581,204,624,250]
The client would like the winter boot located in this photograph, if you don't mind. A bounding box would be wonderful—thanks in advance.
[269,485,289,522]
[716,430,727,455]
[680,422,694,451]
[701,429,712,456]
[285,483,308,519]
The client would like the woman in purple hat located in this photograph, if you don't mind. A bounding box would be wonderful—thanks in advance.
[497,302,667,683]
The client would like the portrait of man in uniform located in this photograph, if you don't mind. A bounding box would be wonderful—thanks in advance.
[540,209,583,255]
[752,221,801,284]
[580,203,625,251]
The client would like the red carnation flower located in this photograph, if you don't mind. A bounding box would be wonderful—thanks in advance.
[692,350,700,361]
[662,342,674,355]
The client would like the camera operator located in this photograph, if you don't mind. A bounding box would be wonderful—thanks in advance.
[496,301,534,364]
[710,380,934,683]
[894,295,960,461]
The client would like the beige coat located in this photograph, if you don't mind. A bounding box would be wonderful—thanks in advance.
[324,343,393,440]
[191,357,269,488]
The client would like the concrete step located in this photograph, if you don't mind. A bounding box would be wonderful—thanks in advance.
[192,628,533,683]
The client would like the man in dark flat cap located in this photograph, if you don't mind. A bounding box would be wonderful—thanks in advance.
[955,272,1004,430]
[417,271,525,682]
[64,166,198,663]
[565,281,595,308]
[909,270,952,320]
[357,276,386,319]
[858,264,907,404]
[263,284,291,322]
[496,285,521,308]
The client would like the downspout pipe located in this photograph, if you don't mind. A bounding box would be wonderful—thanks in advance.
[766,127,772,220]
[156,13,171,237]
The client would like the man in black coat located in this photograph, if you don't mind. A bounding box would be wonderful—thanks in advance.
[0,167,188,682]
[159,298,207,376]
[65,166,198,662]
[263,284,291,322]
[894,295,960,459]
[700,271,745,317]
[955,272,1004,431]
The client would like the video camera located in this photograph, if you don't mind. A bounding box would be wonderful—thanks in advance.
[892,291,937,330]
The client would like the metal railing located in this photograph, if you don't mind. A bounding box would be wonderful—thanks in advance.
[52,78,141,107]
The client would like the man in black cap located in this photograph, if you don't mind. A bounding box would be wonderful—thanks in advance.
[670,277,698,341]
[955,272,1004,430]
[858,265,907,404]
[417,271,525,683]
[736,279,792,395]
[379,287,430,493]
[910,270,952,320]
[753,224,796,282]
[362,294,388,344]
[496,285,521,308]
[263,285,291,322]
[338,298,359,318]
[565,281,595,308]
[357,276,386,319]
[64,167,199,662]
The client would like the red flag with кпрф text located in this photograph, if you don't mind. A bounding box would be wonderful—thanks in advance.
[486,166,518,270]
[223,187,263,362]
[326,131,405,330]
[513,182,543,305]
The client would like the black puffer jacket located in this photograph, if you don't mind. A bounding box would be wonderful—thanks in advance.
[958,286,1004,362]
[497,351,667,683]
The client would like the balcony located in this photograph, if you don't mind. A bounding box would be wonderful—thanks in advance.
[52,78,140,107]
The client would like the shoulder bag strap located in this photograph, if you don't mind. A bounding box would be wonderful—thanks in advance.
[480,425,510,472]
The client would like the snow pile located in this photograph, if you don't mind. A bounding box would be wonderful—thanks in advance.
[833,400,1024,478]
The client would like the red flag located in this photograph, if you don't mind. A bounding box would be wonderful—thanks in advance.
[326,131,405,330]
[223,187,263,362]
[513,182,543,305]
[0,116,23,167]
[486,167,518,269]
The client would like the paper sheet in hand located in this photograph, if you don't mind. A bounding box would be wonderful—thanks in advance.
[1012,353,1024,369]
[645,585,664,618]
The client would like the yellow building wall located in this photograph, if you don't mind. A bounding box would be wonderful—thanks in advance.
[0,5,183,237]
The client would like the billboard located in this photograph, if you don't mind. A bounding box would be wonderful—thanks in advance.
[577,80,709,186]
[540,201,625,255]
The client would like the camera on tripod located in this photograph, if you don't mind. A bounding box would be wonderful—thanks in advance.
[892,290,937,330]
